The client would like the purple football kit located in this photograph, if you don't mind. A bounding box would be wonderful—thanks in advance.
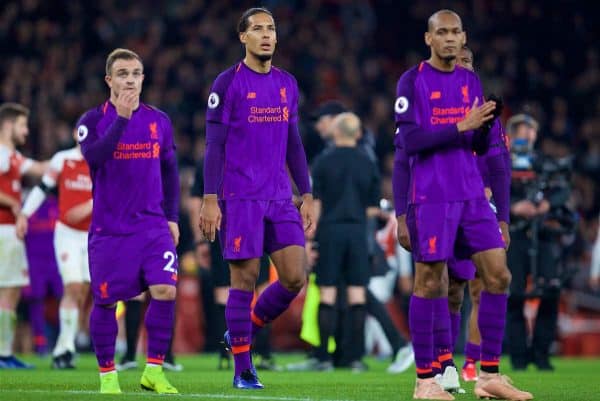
[394,61,505,264]
[392,61,508,378]
[22,196,62,354]
[78,100,179,306]
[204,61,312,383]
[23,196,62,299]
[204,62,307,260]
[78,99,179,374]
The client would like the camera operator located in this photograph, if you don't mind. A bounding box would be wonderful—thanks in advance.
[506,114,576,371]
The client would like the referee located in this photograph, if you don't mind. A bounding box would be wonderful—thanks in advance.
[311,112,381,371]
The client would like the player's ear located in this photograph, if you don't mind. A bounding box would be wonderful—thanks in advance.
[462,31,467,46]
[104,75,112,89]
[239,32,247,45]
[424,32,432,47]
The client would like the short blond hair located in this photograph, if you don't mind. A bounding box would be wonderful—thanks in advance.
[105,48,143,75]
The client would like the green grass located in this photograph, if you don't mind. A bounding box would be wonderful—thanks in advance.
[0,354,597,400]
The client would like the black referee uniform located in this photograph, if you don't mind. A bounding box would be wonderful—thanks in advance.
[311,145,380,366]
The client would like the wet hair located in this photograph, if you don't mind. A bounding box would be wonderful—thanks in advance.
[105,48,143,75]
[0,102,29,125]
[238,7,273,33]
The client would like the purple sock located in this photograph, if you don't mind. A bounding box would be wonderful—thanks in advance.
[450,312,461,352]
[433,298,454,370]
[28,299,47,354]
[90,304,118,372]
[464,342,481,364]
[409,295,434,379]
[251,281,298,338]
[478,291,508,373]
[144,299,175,365]
[226,288,253,376]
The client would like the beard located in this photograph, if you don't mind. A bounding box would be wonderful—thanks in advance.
[442,54,456,63]
[11,131,25,146]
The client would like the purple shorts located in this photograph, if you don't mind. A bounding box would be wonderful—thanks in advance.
[218,199,305,260]
[406,197,505,263]
[88,227,178,304]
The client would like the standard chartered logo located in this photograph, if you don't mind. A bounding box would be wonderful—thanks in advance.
[248,106,288,123]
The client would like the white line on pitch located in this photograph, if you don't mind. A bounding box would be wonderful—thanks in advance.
[0,389,367,401]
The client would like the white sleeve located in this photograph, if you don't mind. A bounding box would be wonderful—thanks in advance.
[19,157,34,175]
[21,186,47,218]
[40,152,64,188]
[0,147,10,174]
[591,217,600,279]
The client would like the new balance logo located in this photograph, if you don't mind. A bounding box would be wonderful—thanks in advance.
[461,85,470,103]
[430,91,441,99]
[149,122,158,139]
[280,87,287,103]
[247,92,256,99]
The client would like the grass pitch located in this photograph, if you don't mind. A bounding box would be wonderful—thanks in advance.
[0,354,597,401]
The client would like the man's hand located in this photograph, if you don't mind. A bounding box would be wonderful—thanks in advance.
[15,214,28,240]
[11,203,20,217]
[199,195,221,242]
[511,200,537,219]
[499,221,510,250]
[168,221,180,247]
[115,88,138,119]
[457,97,496,133]
[300,194,316,237]
[397,214,411,251]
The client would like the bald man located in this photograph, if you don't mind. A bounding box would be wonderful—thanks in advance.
[310,112,381,371]
[393,9,531,400]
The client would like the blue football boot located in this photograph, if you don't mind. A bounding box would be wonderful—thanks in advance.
[233,368,264,390]
[223,331,263,389]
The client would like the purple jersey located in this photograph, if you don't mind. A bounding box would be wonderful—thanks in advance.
[394,61,486,204]
[77,101,178,235]
[206,62,299,200]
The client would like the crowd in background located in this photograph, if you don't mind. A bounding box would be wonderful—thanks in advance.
[1,0,598,349]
